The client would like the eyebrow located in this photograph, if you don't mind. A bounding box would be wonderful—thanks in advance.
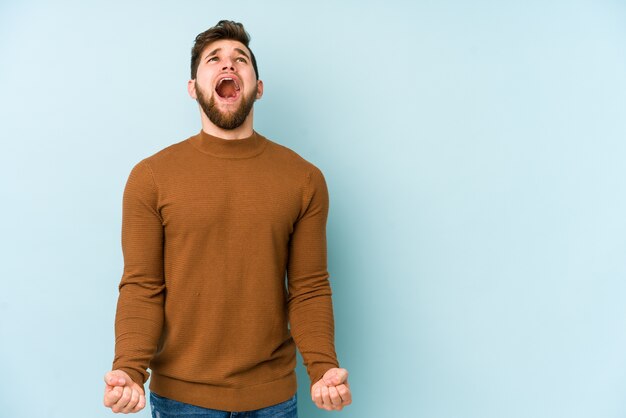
[204,48,221,60]
[204,47,250,61]
[234,48,250,60]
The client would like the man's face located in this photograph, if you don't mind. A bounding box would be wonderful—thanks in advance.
[190,39,263,130]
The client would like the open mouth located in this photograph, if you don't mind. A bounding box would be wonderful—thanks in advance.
[215,77,240,100]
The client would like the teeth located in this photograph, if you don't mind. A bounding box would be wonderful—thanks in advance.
[218,77,240,90]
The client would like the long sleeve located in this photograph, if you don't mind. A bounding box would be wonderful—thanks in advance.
[107,131,339,411]
[287,166,339,388]
[112,160,165,388]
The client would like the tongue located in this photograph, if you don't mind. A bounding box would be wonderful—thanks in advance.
[217,81,237,99]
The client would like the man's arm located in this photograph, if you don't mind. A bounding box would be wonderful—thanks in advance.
[104,160,166,413]
[286,167,351,410]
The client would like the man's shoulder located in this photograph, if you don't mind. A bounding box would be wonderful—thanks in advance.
[262,134,323,175]
[137,135,193,167]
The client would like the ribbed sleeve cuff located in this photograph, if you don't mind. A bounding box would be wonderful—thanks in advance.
[308,362,340,390]
[117,367,147,392]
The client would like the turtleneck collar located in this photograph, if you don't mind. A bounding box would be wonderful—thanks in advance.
[187,129,268,159]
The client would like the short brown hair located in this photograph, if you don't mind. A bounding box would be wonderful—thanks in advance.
[190,20,259,80]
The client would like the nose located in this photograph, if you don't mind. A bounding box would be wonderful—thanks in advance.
[221,59,235,72]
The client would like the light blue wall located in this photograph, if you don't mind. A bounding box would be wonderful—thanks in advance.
[1,1,625,417]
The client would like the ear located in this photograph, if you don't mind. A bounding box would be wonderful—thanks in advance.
[255,79,264,100]
[187,79,197,100]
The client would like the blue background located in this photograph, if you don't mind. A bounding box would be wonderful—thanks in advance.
[1,1,625,417]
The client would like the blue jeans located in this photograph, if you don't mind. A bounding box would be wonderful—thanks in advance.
[149,391,298,418]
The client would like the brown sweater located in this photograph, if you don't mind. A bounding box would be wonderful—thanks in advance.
[112,129,339,411]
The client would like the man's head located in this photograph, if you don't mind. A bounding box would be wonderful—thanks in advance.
[190,20,259,81]
[188,20,263,132]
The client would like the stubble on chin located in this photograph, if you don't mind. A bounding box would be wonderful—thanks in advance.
[195,80,257,130]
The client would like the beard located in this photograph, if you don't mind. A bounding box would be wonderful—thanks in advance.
[195,80,257,130]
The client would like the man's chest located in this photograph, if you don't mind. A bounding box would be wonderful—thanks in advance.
[156,164,304,239]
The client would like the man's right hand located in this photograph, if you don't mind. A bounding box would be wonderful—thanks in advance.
[103,370,146,414]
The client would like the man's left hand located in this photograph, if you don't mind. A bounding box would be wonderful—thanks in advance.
[311,367,352,411]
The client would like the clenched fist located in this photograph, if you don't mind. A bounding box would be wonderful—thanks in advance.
[103,370,146,414]
[311,367,352,411]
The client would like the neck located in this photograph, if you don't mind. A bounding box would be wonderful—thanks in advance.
[199,108,255,140]
[188,128,267,159]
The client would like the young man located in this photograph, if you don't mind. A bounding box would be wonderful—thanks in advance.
[103,20,352,416]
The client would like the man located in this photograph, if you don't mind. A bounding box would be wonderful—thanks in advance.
[103,20,352,416]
